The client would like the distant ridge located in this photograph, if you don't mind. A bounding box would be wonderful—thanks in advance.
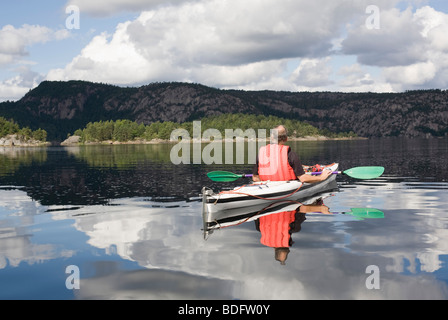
[0,80,447,141]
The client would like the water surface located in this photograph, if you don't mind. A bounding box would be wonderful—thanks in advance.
[1,138,448,299]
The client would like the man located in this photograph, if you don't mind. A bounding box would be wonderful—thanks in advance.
[252,125,332,182]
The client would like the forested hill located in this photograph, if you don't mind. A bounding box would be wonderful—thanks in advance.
[0,80,447,141]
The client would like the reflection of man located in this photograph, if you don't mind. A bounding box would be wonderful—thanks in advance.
[253,125,332,183]
[255,202,330,265]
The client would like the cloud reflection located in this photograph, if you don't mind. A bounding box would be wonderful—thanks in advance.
[52,185,448,299]
[0,189,75,269]
[2,182,448,299]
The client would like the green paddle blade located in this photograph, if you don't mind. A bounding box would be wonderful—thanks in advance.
[348,208,385,219]
[343,166,384,179]
[207,171,243,182]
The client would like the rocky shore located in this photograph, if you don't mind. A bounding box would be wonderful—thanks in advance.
[0,134,50,147]
[60,135,364,146]
[60,136,171,146]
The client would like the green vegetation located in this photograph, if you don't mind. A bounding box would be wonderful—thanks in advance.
[71,114,357,143]
[0,117,47,142]
[74,119,146,142]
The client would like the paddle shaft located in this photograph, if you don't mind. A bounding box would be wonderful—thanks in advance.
[310,171,341,176]
[240,171,340,178]
[241,172,339,178]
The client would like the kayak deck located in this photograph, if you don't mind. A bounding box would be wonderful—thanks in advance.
[202,163,339,215]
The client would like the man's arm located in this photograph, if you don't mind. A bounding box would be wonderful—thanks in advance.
[298,169,332,183]
[299,204,331,215]
[288,150,333,183]
[256,171,331,183]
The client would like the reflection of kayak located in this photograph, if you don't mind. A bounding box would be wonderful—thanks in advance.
[202,163,339,215]
[203,199,306,239]
[202,194,385,239]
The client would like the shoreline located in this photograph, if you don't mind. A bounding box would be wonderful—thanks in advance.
[0,134,51,148]
[60,135,366,146]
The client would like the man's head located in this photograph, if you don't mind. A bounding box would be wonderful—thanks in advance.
[275,247,290,265]
[272,125,288,144]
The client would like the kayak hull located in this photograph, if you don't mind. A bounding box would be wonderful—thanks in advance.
[202,163,339,216]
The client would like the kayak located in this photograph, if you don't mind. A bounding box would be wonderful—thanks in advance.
[202,163,339,215]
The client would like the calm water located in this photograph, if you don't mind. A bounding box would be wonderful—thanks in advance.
[1,138,448,300]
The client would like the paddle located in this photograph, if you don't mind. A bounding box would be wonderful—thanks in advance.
[310,208,384,219]
[207,166,384,182]
[309,166,385,180]
[339,208,385,219]
[207,171,254,182]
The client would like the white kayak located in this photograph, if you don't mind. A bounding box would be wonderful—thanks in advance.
[202,163,339,216]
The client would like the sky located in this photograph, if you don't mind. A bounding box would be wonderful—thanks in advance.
[1,0,448,101]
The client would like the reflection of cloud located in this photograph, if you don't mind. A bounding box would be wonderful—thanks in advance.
[76,265,235,300]
[0,236,72,269]
[0,190,75,269]
[2,183,448,299]
[50,185,448,299]
[330,181,448,275]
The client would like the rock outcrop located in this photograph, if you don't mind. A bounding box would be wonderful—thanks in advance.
[0,134,50,147]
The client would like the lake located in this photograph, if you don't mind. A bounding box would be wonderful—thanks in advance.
[1,137,448,300]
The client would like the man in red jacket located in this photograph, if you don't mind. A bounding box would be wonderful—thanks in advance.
[252,125,332,182]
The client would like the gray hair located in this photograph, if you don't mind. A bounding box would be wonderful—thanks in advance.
[272,125,288,143]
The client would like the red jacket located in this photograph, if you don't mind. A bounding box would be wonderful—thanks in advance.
[258,144,297,181]
[259,211,296,248]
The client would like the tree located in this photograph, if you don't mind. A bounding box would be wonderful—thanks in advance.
[32,129,48,142]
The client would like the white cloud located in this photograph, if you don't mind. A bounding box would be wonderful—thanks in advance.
[290,58,334,88]
[0,80,31,102]
[0,24,70,101]
[341,5,448,91]
[47,26,154,84]
[384,61,437,86]
[342,7,427,67]
[379,6,448,90]
[4,1,448,100]
[338,64,374,87]
[0,66,43,102]
[0,24,70,67]
[49,0,400,90]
